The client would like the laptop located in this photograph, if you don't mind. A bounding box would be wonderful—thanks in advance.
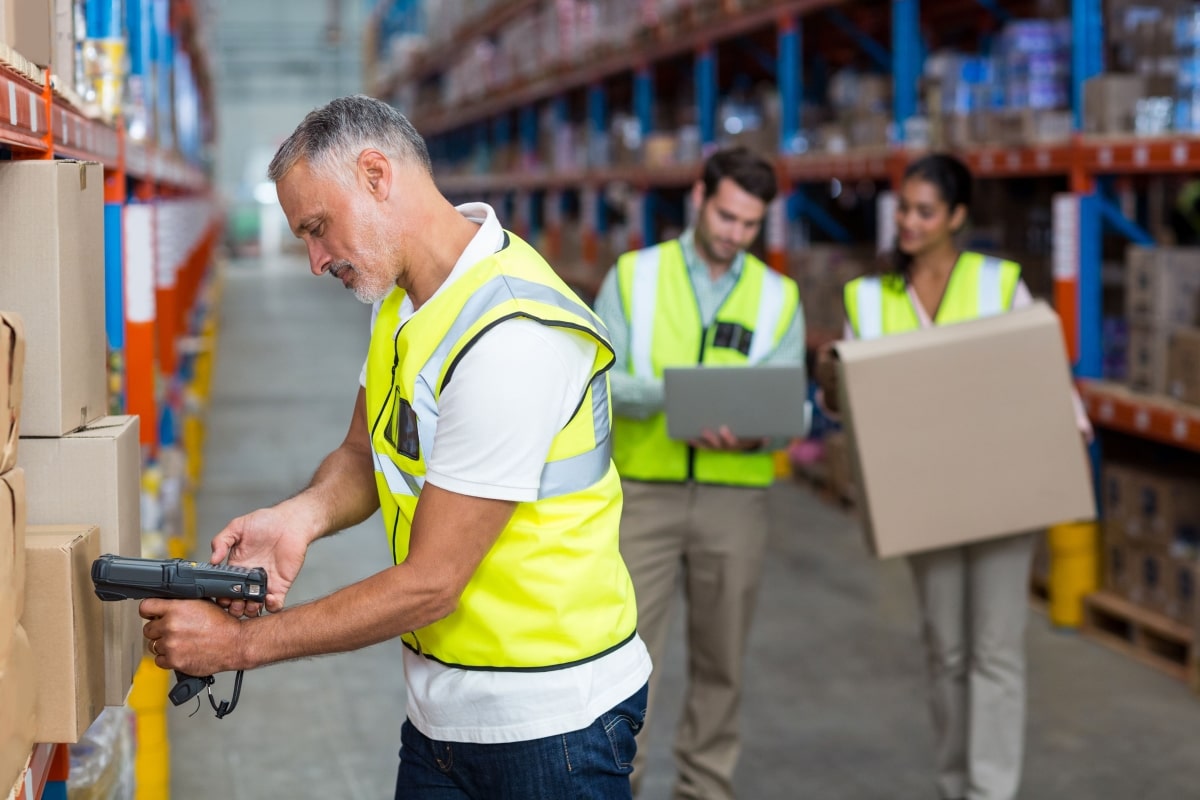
[662,365,811,441]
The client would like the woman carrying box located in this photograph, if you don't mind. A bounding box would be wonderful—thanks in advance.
[816,153,1092,800]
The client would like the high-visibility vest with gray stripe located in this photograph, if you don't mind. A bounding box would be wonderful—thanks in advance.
[613,239,801,487]
[364,231,636,670]
[843,252,1021,340]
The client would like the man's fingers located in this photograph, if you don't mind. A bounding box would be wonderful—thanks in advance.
[210,531,235,564]
[139,598,167,620]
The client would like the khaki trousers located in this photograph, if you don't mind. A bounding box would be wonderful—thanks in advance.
[620,480,769,800]
[908,532,1035,800]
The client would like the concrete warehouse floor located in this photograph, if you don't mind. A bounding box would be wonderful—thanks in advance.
[171,257,1200,799]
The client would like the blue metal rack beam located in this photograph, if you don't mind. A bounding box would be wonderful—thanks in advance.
[970,0,1011,23]
[1095,195,1155,246]
[892,0,920,143]
[824,8,891,71]
[1071,0,1104,131]
[634,66,654,138]
[778,18,801,155]
[790,189,851,243]
[696,48,717,148]
[734,38,777,77]
[588,84,608,234]
[1077,194,1102,379]
[520,105,537,158]
[642,191,657,248]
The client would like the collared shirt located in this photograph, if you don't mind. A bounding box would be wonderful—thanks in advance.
[593,228,806,422]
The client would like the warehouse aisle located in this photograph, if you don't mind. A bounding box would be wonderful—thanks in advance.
[175,257,1200,800]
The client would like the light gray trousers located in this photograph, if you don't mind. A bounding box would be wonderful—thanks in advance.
[908,532,1035,800]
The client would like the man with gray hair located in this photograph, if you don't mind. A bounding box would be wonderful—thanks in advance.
[138,95,652,799]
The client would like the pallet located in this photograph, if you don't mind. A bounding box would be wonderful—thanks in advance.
[1082,590,1198,691]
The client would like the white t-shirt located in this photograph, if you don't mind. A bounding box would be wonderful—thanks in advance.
[362,202,651,744]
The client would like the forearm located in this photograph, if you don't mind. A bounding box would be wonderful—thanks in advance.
[234,563,447,669]
[236,485,513,669]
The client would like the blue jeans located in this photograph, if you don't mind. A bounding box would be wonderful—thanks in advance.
[394,683,648,800]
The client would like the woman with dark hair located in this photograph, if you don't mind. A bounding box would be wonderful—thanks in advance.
[817,154,1090,800]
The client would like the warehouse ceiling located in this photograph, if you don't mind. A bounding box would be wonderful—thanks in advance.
[206,0,365,101]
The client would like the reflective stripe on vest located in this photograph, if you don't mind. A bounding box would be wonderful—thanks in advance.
[630,247,660,379]
[855,277,884,340]
[749,268,787,362]
[978,255,1004,315]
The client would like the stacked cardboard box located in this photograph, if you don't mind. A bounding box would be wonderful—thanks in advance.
[1101,461,1200,626]
[1124,245,1200,393]
[0,313,35,794]
[0,160,143,715]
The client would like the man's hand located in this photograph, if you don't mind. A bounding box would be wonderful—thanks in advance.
[689,425,767,452]
[140,598,250,676]
[211,503,316,616]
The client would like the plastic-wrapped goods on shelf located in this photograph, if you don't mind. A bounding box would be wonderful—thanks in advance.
[1175,5,1200,133]
[68,707,135,800]
[997,19,1071,110]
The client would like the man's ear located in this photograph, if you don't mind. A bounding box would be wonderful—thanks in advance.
[358,149,392,200]
[691,181,706,213]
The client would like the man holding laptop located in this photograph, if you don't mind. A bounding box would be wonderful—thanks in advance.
[593,147,806,799]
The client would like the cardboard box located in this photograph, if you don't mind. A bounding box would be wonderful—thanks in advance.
[52,0,73,85]
[1129,471,1200,549]
[1167,327,1200,406]
[22,416,141,705]
[0,314,23,473]
[1084,74,1146,134]
[9,0,51,65]
[1129,548,1170,614]
[1127,322,1170,394]
[1102,462,1135,524]
[1164,555,1199,626]
[23,525,104,742]
[1125,246,1200,327]
[0,625,36,794]
[0,469,25,667]
[834,302,1095,558]
[1102,528,1134,600]
[0,160,106,436]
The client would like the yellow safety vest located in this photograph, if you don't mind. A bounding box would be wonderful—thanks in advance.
[612,240,800,488]
[364,231,637,670]
[843,251,1021,339]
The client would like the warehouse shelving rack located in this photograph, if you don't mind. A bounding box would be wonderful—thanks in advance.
[1,0,216,793]
[374,0,1195,450]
